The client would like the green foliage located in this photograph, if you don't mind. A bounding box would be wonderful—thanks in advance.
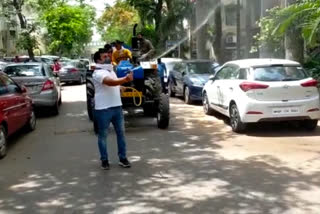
[42,4,95,55]
[16,31,38,51]
[97,0,140,45]
[254,7,284,56]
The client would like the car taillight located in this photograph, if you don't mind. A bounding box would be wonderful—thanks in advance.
[70,68,78,73]
[301,79,318,87]
[240,82,269,92]
[42,80,54,91]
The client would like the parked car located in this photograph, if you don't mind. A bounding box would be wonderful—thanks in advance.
[168,60,215,104]
[202,58,320,132]
[0,62,7,72]
[2,63,61,115]
[0,72,36,158]
[59,60,87,84]
[79,58,90,70]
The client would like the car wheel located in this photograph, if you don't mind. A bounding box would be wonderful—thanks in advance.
[230,103,246,133]
[184,87,192,104]
[52,101,59,116]
[301,120,318,131]
[58,95,62,106]
[0,125,7,159]
[25,110,36,132]
[168,81,175,97]
[203,92,214,115]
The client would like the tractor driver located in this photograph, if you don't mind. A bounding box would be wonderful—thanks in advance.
[112,40,133,66]
[137,32,155,61]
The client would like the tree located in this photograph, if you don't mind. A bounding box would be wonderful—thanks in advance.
[1,0,40,59]
[97,1,140,44]
[42,4,95,56]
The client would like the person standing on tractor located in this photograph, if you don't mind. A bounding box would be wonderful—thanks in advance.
[137,32,155,61]
[93,46,133,170]
[112,40,132,66]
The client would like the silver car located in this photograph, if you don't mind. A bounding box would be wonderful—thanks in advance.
[2,63,62,115]
[59,60,87,84]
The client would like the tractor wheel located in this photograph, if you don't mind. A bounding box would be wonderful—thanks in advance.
[157,93,170,129]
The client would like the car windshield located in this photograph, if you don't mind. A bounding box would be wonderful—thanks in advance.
[254,66,308,82]
[187,62,213,74]
[3,65,44,77]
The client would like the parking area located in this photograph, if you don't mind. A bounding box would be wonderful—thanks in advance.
[0,84,320,214]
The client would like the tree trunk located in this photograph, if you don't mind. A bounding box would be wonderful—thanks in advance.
[213,1,223,63]
[155,0,163,46]
[196,0,211,59]
[12,0,35,60]
[285,0,304,63]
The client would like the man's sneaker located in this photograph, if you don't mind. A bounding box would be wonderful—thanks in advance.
[119,158,131,168]
[101,160,110,170]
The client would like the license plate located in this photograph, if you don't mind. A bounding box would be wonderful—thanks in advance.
[27,86,38,92]
[272,107,300,115]
[121,91,142,97]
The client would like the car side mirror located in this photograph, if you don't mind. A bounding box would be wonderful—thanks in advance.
[209,75,215,81]
[182,71,186,76]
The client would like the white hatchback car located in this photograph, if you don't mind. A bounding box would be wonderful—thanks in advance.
[202,59,320,132]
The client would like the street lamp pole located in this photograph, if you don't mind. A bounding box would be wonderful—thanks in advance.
[236,0,241,59]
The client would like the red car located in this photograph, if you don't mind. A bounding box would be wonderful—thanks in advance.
[0,72,36,159]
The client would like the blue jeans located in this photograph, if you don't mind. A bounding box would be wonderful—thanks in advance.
[94,106,127,161]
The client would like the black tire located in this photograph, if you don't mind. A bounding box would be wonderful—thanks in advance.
[25,110,36,132]
[0,125,7,159]
[203,92,214,115]
[52,101,59,116]
[58,95,62,106]
[184,87,192,104]
[87,95,94,121]
[168,81,175,97]
[301,120,318,131]
[157,93,170,129]
[230,103,246,133]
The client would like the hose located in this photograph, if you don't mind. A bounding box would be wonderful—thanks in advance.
[123,87,143,107]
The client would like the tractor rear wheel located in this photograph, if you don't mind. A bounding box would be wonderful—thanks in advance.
[157,93,170,129]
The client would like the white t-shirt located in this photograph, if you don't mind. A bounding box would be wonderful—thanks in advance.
[93,64,122,110]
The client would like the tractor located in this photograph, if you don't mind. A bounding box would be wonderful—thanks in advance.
[86,24,170,131]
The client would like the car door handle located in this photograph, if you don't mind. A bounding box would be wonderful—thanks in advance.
[229,87,233,90]
[217,86,220,89]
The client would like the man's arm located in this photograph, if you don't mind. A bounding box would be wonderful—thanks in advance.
[102,72,133,86]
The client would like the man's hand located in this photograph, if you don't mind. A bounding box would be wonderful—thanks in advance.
[125,71,133,82]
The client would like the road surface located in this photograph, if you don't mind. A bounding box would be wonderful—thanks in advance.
[1,84,320,214]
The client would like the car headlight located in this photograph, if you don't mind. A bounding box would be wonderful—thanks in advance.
[190,78,204,87]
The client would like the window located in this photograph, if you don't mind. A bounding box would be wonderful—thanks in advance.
[187,62,212,74]
[3,65,44,77]
[254,66,308,82]
[173,63,187,73]
[0,75,20,94]
[216,66,233,80]
[238,68,248,80]
[216,65,239,80]
[0,76,9,96]
[225,6,237,26]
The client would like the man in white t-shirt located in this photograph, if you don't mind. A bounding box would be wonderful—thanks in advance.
[93,47,133,170]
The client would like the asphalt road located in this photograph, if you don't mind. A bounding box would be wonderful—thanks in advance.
[1,84,320,214]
